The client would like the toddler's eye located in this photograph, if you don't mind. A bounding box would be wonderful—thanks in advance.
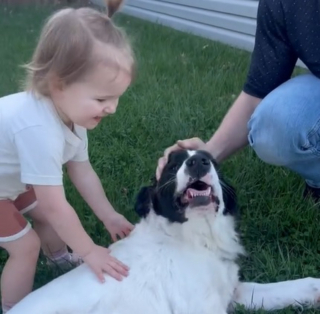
[97,99,105,103]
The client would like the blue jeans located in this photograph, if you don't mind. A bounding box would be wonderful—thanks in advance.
[248,73,320,188]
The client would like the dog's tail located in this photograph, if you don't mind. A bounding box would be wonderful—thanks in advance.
[106,0,125,18]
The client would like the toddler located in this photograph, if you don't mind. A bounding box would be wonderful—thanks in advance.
[0,0,135,312]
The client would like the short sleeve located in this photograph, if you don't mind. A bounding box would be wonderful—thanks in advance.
[14,126,64,185]
[70,127,89,162]
[243,0,298,99]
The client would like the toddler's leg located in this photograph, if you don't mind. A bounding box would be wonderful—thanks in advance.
[26,205,83,269]
[0,229,40,313]
[14,186,82,270]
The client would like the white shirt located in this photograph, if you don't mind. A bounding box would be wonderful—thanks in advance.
[0,91,88,199]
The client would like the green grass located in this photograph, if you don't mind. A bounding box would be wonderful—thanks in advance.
[0,3,318,314]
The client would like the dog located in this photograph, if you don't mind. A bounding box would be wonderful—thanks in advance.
[8,149,320,313]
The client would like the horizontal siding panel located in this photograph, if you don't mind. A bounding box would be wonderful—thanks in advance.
[126,0,257,36]
[92,0,258,18]
[91,0,307,69]
[146,0,258,18]
[122,6,255,51]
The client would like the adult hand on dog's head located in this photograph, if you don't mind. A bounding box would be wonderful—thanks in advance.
[156,137,207,180]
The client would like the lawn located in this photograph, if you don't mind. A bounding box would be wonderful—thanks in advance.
[0,2,319,314]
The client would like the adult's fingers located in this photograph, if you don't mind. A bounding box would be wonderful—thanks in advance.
[111,232,117,242]
[163,143,181,159]
[114,233,124,242]
[176,137,205,150]
[115,231,125,240]
[125,221,135,231]
[156,143,181,180]
[156,156,167,180]
[122,228,131,238]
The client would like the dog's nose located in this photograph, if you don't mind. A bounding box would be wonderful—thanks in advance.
[185,154,211,178]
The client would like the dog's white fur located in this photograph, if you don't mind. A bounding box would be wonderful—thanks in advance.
[8,150,320,313]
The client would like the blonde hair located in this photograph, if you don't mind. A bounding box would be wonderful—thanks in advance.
[23,0,135,96]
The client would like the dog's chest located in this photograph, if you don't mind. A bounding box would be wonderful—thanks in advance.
[111,240,239,314]
[162,246,237,310]
[7,228,240,314]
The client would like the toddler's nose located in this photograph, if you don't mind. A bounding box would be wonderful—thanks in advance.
[103,100,118,114]
[104,105,116,114]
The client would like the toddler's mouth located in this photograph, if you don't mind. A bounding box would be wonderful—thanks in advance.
[94,116,102,122]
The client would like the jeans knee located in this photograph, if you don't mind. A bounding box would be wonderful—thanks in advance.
[248,115,284,165]
[248,99,296,166]
[248,74,320,166]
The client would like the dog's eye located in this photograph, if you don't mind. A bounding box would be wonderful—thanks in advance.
[169,164,179,171]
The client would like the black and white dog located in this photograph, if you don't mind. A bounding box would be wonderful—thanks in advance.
[8,150,320,313]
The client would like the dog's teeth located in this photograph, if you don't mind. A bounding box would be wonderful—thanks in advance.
[187,187,212,199]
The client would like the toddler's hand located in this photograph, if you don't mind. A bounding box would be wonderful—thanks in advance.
[82,244,129,283]
[103,212,134,242]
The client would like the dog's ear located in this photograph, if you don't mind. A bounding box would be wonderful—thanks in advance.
[220,178,238,216]
[134,180,156,218]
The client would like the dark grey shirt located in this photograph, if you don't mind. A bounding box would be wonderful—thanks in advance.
[243,0,320,99]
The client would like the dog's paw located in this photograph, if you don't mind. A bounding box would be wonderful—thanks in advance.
[293,277,320,308]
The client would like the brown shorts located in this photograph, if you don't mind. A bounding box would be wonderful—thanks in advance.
[0,186,37,243]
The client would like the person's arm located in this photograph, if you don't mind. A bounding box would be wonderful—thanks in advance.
[157,0,297,177]
[208,0,297,162]
[206,91,261,163]
[156,92,260,179]
[66,160,134,241]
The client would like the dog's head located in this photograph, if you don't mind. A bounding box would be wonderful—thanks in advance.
[134,149,238,223]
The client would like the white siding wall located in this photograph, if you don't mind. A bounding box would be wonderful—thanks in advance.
[91,0,306,68]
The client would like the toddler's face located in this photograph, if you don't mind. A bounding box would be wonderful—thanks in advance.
[51,49,132,130]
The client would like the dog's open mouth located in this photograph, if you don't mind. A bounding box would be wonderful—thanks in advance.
[177,180,216,207]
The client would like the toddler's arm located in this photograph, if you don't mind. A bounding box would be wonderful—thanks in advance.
[66,160,134,241]
[33,185,129,282]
